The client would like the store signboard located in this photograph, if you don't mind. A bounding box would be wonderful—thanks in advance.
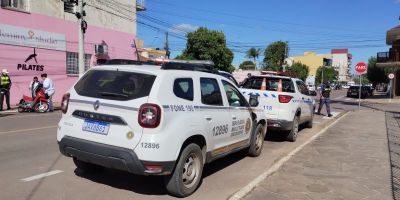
[0,23,66,51]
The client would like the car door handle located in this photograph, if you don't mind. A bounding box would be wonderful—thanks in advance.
[232,116,237,120]
[205,116,212,121]
[302,97,305,100]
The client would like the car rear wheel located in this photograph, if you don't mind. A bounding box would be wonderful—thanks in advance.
[248,123,265,157]
[34,102,48,113]
[287,116,299,142]
[165,143,203,197]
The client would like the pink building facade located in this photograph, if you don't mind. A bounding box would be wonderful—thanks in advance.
[0,8,137,105]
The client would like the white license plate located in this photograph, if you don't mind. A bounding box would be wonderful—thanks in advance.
[82,120,110,135]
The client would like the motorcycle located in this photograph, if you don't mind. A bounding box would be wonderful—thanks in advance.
[17,84,49,113]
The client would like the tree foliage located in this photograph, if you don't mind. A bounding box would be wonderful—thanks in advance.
[366,57,389,87]
[175,27,234,72]
[263,41,288,71]
[287,62,309,81]
[239,60,256,70]
[246,47,261,65]
[315,66,338,85]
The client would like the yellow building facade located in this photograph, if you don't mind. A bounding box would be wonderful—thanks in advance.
[289,52,332,76]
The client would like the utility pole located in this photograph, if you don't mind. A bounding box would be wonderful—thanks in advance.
[164,32,170,59]
[77,0,87,76]
[282,41,288,72]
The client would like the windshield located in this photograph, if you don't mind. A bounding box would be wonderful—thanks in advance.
[74,70,156,101]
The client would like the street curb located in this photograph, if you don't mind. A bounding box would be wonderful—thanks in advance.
[228,111,350,200]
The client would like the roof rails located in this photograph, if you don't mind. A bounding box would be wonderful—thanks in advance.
[260,70,298,78]
[104,59,142,65]
[160,59,218,74]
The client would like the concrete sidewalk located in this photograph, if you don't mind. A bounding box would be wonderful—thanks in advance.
[244,110,392,200]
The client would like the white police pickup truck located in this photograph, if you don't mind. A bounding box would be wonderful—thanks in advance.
[57,60,267,197]
[239,74,315,142]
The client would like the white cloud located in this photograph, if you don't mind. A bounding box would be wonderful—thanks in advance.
[169,24,198,33]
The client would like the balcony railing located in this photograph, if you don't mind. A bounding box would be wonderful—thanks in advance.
[377,48,400,63]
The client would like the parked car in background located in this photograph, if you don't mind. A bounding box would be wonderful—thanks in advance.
[346,86,370,98]
[307,84,317,96]
[239,74,315,142]
[218,70,239,86]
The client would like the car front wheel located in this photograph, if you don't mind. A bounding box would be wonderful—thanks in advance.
[287,116,299,142]
[248,123,265,157]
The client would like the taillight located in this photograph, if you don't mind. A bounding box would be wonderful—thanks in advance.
[61,93,70,114]
[138,103,161,128]
[278,95,293,103]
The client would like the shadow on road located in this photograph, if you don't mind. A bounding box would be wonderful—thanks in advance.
[385,112,400,200]
[73,149,251,196]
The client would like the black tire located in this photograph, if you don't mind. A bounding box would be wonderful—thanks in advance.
[73,157,103,173]
[248,123,265,157]
[165,143,204,197]
[287,116,299,142]
[305,111,314,129]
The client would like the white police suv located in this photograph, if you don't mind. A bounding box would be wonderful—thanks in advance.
[57,60,267,197]
[239,73,315,142]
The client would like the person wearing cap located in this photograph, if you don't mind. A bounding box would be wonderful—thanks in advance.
[316,80,332,117]
[41,73,55,112]
[0,69,12,111]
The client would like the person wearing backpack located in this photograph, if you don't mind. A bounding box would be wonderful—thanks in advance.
[317,80,332,117]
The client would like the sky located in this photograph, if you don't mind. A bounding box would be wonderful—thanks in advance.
[137,0,399,71]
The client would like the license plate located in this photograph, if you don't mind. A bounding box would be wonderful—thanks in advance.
[82,120,110,135]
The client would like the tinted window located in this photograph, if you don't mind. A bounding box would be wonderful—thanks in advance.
[200,78,223,106]
[296,81,309,95]
[222,80,248,107]
[74,70,156,101]
[174,78,193,101]
[241,77,295,93]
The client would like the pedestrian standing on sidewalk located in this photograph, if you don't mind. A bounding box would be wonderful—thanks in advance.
[317,80,332,117]
[0,69,12,111]
[41,73,55,112]
[28,76,40,98]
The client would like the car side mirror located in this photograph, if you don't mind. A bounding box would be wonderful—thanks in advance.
[309,91,317,96]
[249,95,259,107]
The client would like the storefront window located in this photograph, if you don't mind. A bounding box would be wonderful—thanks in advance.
[66,52,91,75]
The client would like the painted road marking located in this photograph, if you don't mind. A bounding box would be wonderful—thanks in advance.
[21,170,63,182]
[345,98,352,101]
[229,111,350,200]
[313,121,321,124]
[322,112,340,119]
[0,125,57,135]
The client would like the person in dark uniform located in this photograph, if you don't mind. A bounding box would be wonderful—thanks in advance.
[0,69,12,111]
[317,81,332,117]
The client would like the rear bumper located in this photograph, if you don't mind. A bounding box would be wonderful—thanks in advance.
[267,119,293,131]
[58,136,175,175]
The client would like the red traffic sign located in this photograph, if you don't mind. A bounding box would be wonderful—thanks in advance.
[355,62,367,74]
[388,73,395,80]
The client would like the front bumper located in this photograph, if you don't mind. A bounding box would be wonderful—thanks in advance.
[58,136,175,175]
[267,119,293,131]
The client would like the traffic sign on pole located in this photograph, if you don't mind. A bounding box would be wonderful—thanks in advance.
[388,73,395,80]
[355,62,367,75]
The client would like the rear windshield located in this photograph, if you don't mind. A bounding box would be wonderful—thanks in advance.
[240,77,295,93]
[74,70,156,101]
[349,86,360,89]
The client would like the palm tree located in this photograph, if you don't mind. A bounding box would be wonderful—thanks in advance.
[246,47,261,70]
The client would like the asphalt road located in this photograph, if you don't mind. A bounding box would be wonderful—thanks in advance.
[0,90,397,200]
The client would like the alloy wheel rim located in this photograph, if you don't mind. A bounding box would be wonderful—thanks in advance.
[255,128,263,151]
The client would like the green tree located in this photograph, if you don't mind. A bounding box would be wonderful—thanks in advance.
[246,47,261,69]
[287,62,309,81]
[353,76,370,85]
[263,41,288,71]
[175,27,234,72]
[315,66,338,85]
[239,60,256,70]
[366,57,389,87]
